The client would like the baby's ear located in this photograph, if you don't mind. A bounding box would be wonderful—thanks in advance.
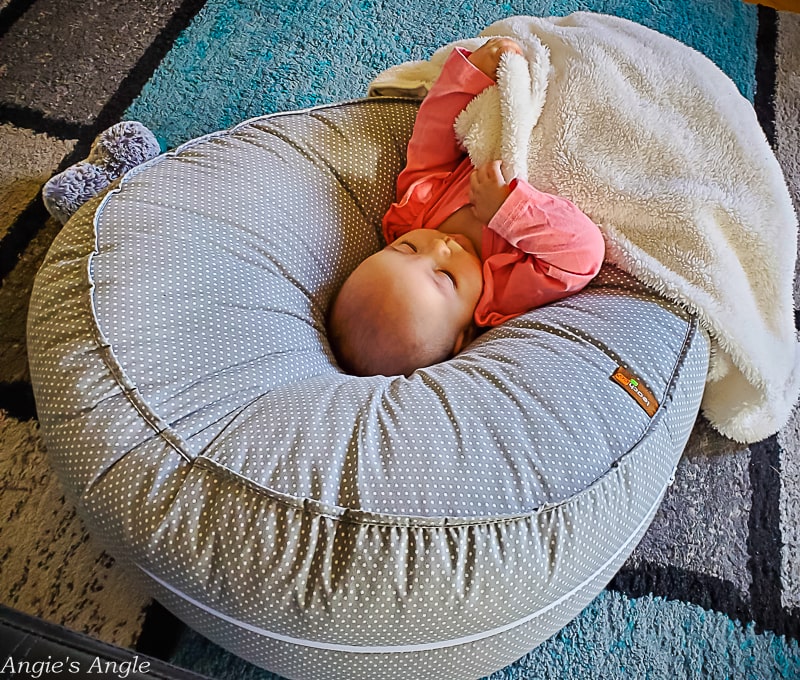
[452,324,478,355]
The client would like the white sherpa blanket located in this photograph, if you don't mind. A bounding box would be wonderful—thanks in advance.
[369,12,800,444]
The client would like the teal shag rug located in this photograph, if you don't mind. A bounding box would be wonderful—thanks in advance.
[166,591,799,679]
[127,0,757,150]
[124,0,800,678]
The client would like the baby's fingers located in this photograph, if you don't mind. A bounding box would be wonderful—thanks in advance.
[469,38,523,80]
[473,160,505,186]
[469,161,513,224]
[486,159,504,184]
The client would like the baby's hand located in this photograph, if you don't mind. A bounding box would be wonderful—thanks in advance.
[470,160,512,224]
[468,38,523,81]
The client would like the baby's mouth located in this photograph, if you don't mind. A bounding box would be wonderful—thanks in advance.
[448,233,477,257]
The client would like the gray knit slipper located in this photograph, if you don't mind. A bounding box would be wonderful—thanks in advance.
[43,121,160,224]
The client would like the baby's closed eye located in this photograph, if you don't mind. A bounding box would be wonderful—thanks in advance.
[439,270,456,287]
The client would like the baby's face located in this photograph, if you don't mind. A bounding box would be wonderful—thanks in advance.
[356,228,484,356]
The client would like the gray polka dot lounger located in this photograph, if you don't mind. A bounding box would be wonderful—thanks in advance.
[27,99,709,680]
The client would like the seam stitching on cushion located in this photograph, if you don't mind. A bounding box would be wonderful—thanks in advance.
[191,303,700,531]
[613,315,699,459]
[183,315,704,529]
[135,487,664,653]
[86,187,193,464]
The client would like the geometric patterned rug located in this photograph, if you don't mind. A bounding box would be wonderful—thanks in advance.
[1,0,798,677]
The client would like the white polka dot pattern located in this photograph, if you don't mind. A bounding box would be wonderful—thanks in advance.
[27,99,710,680]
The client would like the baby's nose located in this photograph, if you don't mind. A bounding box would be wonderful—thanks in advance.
[431,237,451,257]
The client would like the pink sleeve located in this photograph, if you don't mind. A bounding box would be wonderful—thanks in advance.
[393,48,495,196]
[475,180,605,327]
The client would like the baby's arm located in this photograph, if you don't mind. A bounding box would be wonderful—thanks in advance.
[474,167,606,326]
[493,182,604,274]
[394,39,522,197]
[392,49,495,197]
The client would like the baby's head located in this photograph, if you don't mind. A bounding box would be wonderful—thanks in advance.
[328,228,483,376]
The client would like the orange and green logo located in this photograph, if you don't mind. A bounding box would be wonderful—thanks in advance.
[611,367,659,417]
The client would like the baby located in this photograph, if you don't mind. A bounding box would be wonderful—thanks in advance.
[328,38,605,377]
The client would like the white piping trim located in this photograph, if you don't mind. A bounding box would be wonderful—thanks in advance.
[137,484,666,655]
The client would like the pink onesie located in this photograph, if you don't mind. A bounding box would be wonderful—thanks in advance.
[383,48,605,327]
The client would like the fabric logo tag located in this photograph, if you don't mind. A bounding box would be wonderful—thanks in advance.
[611,366,659,417]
